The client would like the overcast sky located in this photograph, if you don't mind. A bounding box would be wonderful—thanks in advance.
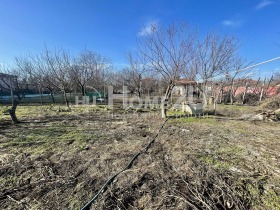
[0,0,279,76]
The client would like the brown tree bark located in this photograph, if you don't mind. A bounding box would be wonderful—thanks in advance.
[63,89,69,107]
[242,82,249,104]
[8,100,19,124]
[161,84,174,118]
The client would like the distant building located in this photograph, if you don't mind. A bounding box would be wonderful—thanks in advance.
[173,78,198,96]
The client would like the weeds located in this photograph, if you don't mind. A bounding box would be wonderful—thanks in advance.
[0,105,279,209]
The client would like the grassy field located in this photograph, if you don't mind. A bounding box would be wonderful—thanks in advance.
[0,104,279,209]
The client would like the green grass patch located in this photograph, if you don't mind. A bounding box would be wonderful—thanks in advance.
[0,175,18,188]
[170,116,216,124]
[262,189,280,209]
[195,144,245,170]
[198,154,232,169]
[217,104,253,111]
[217,145,244,156]
[0,125,96,155]
[167,110,186,116]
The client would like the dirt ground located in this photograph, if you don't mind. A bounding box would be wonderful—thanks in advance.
[0,104,279,209]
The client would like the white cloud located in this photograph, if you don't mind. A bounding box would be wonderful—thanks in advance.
[222,19,243,27]
[138,20,158,36]
[255,0,273,10]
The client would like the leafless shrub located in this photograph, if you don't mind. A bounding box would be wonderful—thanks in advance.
[260,96,280,110]
[235,93,260,105]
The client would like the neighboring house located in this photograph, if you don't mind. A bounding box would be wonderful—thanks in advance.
[218,78,280,98]
[173,78,198,96]
[174,78,280,103]
[234,86,279,97]
[173,78,215,98]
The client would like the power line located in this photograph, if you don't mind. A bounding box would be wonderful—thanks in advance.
[199,56,280,82]
[233,56,280,74]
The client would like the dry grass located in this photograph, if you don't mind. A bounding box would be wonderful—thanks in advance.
[0,105,279,209]
[260,96,280,110]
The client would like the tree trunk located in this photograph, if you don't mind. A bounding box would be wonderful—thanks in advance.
[230,92,233,105]
[161,84,173,118]
[230,80,234,105]
[39,86,43,105]
[210,82,214,98]
[252,77,260,94]
[50,92,55,103]
[219,87,223,103]
[242,82,249,104]
[214,83,223,115]
[200,83,208,106]
[202,91,208,106]
[264,76,273,97]
[47,87,55,103]
[259,83,265,102]
[137,89,141,98]
[81,85,86,96]
[8,100,19,124]
[213,99,217,115]
[63,89,69,107]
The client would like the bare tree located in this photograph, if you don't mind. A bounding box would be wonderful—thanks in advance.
[242,81,249,104]
[124,52,148,97]
[15,55,47,104]
[259,78,266,102]
[29,55,59,103]
[0,67,24,123]
[135,23,197,118]
[223,57,252,104]
[141,76,160,96]
[211,79,225,114]
[274,72,280,81]
[42,47,73,106]
[16,51,70,104]
[271,72,280,95]
[71,50,109,96]
[263,75,274,98]
[194,33,240,105]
